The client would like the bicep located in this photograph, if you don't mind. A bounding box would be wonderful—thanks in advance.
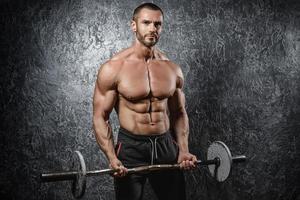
[93,82,117,121]
[169,63,186,114]
[93,65,118,121]
[168,88,186,115]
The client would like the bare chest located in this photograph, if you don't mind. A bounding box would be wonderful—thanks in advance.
[118,61,177,100]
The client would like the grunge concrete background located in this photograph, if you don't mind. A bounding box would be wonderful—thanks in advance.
[1,0,299,199]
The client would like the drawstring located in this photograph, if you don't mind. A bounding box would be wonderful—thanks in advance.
[148,139,154,165]
[148,137,160,165]
[154,137,158,159]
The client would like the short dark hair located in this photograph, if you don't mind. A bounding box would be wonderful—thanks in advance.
[132,3,164,21]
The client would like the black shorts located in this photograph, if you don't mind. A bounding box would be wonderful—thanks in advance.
[114,128,186,200]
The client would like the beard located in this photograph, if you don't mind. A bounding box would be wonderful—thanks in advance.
[136,31,159,47]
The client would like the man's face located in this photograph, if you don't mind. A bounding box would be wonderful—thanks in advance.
[132,8,163,47]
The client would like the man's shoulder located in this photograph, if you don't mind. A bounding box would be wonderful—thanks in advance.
[99,60,121,74]
[98,48,134,80]
[100,48,135,70]
[155,49,169,61]
[154,50,179,67]
[110,47,133,61]
[158,59,181,74]
[158,57,183,82]
[100,49,131,72]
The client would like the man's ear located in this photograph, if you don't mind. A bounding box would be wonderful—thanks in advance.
[131,20,137,32]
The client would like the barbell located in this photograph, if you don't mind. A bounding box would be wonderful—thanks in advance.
[41,141,246,198]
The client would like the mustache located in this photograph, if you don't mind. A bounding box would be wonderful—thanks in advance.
[145,33,158,37]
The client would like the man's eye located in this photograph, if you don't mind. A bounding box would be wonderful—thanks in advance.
[143,21,150,25]
[155,23,161,27]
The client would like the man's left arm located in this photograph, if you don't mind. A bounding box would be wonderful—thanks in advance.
[168,65,197,170]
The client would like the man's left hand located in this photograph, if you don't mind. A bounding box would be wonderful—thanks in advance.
[177,151,198,170]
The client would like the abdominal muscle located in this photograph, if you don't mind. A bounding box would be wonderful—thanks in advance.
[117,96,170,135]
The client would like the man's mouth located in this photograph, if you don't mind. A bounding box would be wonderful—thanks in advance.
[146,36,156,41]
[146,34,157,38]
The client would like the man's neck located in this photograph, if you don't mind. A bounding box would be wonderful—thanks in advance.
[133,40,155,62]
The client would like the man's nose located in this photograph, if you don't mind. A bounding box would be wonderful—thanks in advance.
[149,23,157,32]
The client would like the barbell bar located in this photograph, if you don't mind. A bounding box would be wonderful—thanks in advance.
[41,141,246,198]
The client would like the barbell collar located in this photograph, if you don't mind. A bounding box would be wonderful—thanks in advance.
[41,171,77,182]
[232,155,247,163]
[197,157,220,166]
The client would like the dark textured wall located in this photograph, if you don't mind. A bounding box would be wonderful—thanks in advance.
[1,0,299,199]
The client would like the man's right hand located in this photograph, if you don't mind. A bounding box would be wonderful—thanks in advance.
[109,158,128,177]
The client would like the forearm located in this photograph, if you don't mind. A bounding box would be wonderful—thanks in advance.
[93,118,117,162]
[171,110,189,152]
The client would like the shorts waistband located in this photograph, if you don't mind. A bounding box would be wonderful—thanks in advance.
[118,127,170,141]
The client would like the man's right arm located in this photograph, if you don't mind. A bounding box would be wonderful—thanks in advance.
[92,62,127,176]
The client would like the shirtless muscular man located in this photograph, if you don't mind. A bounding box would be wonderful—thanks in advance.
[93,3,197,200]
